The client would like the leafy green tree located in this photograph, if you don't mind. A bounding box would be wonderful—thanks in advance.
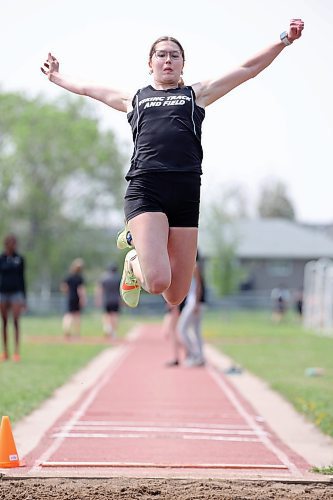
[0,91,127,292]
[201,186,247,296]
[257,179,296,220]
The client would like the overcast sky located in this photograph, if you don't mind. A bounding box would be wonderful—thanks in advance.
[1,0,332,223]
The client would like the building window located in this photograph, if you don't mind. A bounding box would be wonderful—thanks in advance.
[266,260,293,277]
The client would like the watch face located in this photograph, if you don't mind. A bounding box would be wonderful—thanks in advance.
[280,32,290,45]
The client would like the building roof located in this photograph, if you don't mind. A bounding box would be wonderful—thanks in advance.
[199,218,333,260]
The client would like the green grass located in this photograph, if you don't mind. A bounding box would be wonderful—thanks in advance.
[0,312,141,424]
[203,310,333,437]
[312,465,333,475]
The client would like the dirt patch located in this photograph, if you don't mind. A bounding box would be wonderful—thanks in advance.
[1,477,332,499]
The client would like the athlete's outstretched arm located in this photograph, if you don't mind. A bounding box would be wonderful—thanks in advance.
[194,19,304,108]
[41,52,131,112]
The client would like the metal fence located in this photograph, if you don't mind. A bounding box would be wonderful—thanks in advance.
[26,290,274,316]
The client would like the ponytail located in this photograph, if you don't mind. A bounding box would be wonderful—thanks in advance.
[178,76,185,88]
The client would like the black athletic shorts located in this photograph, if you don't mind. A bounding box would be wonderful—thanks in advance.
[104,302,120,313]
[67,298,81,313]
[124,172,201,228]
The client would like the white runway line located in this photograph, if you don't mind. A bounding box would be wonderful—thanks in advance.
[207,365,301,477]
[30,343,134,474]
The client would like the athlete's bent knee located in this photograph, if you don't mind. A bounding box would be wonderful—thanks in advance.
[145,275,171,295]
[164,291,187,307]
[146,280,171,295]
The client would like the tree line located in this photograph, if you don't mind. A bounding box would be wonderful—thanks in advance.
[0,91,127,294]
[201,176,296,296]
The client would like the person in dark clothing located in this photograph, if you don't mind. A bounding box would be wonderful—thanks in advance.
[60,258,86,339]
[271,285,290,323]
[41,19,304,310]
[95,264,121,339]
[0,234,26,362]
[294,288,303,318]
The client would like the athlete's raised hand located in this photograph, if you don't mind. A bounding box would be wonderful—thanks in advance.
[287,18,304,43]
[40,52,59,78]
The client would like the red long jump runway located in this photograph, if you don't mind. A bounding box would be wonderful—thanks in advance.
[22,324,310,479]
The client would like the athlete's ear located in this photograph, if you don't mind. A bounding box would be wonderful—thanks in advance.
[148,60,153,74]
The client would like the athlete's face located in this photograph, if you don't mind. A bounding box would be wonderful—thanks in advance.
[149,41,184,86]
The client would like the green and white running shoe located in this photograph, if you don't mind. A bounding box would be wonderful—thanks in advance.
[120,249,141,308]
[117,227,133,250]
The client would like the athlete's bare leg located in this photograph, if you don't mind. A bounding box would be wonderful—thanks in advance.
[71,312,81,338]
[0,303,9,359]
[63,313,73,338]
[128,212,171,294]
[164,226,198,305]
[110,312,119,335]
[128,212,197,305]
[12,302,22,356]
[103,312,119,338]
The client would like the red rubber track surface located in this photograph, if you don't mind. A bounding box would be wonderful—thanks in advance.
[20,324,310,479]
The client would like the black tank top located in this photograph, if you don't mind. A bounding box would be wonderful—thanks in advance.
[0,252,26,295]
[126,85,205,179]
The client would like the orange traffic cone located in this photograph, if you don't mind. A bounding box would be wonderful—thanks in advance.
[0,416,24,468]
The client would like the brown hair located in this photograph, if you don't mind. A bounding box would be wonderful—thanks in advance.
[70,258,84,274]
[149,36,185,87]
[4,234,17,246]
[149,36,185,62]
[3,234,18,256]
